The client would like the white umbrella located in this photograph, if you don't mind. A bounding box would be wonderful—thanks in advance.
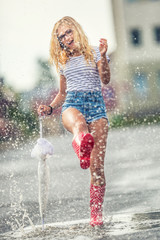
[31,117,53,230]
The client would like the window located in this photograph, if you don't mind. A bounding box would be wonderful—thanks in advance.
[130,29,142,46]
[126,0,160,2]
[133,72,148,96]
[156,71,160,87]
[154,26,160,43]
[126,0,137,2]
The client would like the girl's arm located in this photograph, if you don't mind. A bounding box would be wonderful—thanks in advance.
[38,75,67,116]
[97,38,110,85]
[49,74,67,110]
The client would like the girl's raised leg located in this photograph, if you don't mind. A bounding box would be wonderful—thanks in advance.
[62,107,88,136]
[62,107,94,169]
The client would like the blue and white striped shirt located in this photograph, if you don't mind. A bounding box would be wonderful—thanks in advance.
[59,46,110,92]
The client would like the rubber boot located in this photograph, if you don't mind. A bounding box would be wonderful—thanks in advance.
[90,184,106,227]
[72,132,94,169]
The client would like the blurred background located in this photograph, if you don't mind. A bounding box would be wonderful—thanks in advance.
[1,1,160,238]
[0,0,160,143]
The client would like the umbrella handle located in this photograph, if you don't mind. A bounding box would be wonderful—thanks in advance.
[39,116,44,138]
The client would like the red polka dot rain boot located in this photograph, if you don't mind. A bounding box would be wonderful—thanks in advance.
[90,184,106,227]
[72,132,94,169]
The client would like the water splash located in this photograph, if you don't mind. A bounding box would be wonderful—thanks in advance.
[7,172,35,235]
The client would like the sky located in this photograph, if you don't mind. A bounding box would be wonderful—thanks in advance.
[0,0,116,92]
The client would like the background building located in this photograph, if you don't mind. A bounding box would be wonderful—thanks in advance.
[110,0,160,117]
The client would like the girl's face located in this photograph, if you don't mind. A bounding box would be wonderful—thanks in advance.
[57,24,76,50]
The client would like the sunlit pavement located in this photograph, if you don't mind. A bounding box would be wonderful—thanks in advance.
[0,124,160,239]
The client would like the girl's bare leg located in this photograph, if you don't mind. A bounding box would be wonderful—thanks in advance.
[62,107,93,169]
[88,118,109,186]
[88,118,109,226]
[62,107,89,136]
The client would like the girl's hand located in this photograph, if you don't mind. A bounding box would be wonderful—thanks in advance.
[99,38,108,57]
[38,105,52,116]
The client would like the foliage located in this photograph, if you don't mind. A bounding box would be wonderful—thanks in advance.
[36,59,57,89]
[110,112,160,129]
[7,94,39,139]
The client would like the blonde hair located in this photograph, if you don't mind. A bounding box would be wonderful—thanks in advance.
[49,16,95,72]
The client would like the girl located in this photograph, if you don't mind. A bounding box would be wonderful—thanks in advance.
[38,16,110,227]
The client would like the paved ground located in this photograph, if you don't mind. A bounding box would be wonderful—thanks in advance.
[0,124,160,239]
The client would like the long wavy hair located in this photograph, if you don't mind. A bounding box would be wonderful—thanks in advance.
[49,16,95,72]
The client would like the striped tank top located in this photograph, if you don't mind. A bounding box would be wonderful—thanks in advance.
[59,46,110,92]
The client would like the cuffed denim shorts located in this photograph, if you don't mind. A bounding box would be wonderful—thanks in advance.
[62,91,109,124]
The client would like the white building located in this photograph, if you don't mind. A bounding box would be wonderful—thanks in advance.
[110,0,160,116]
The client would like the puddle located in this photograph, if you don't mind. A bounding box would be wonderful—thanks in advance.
[1,210,160,240]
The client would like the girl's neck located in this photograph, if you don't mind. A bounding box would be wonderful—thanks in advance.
[69,49,81,57]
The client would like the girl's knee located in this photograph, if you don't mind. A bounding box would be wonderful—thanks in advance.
[73,121,88,135]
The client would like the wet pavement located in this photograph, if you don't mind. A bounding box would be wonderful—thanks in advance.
[0,124,160,239]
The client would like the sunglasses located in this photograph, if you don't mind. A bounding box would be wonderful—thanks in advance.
[58,29,73,42]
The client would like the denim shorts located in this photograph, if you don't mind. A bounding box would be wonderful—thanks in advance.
[61,91,109,124]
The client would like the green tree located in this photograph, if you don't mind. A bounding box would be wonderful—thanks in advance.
[36,59,57,89]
